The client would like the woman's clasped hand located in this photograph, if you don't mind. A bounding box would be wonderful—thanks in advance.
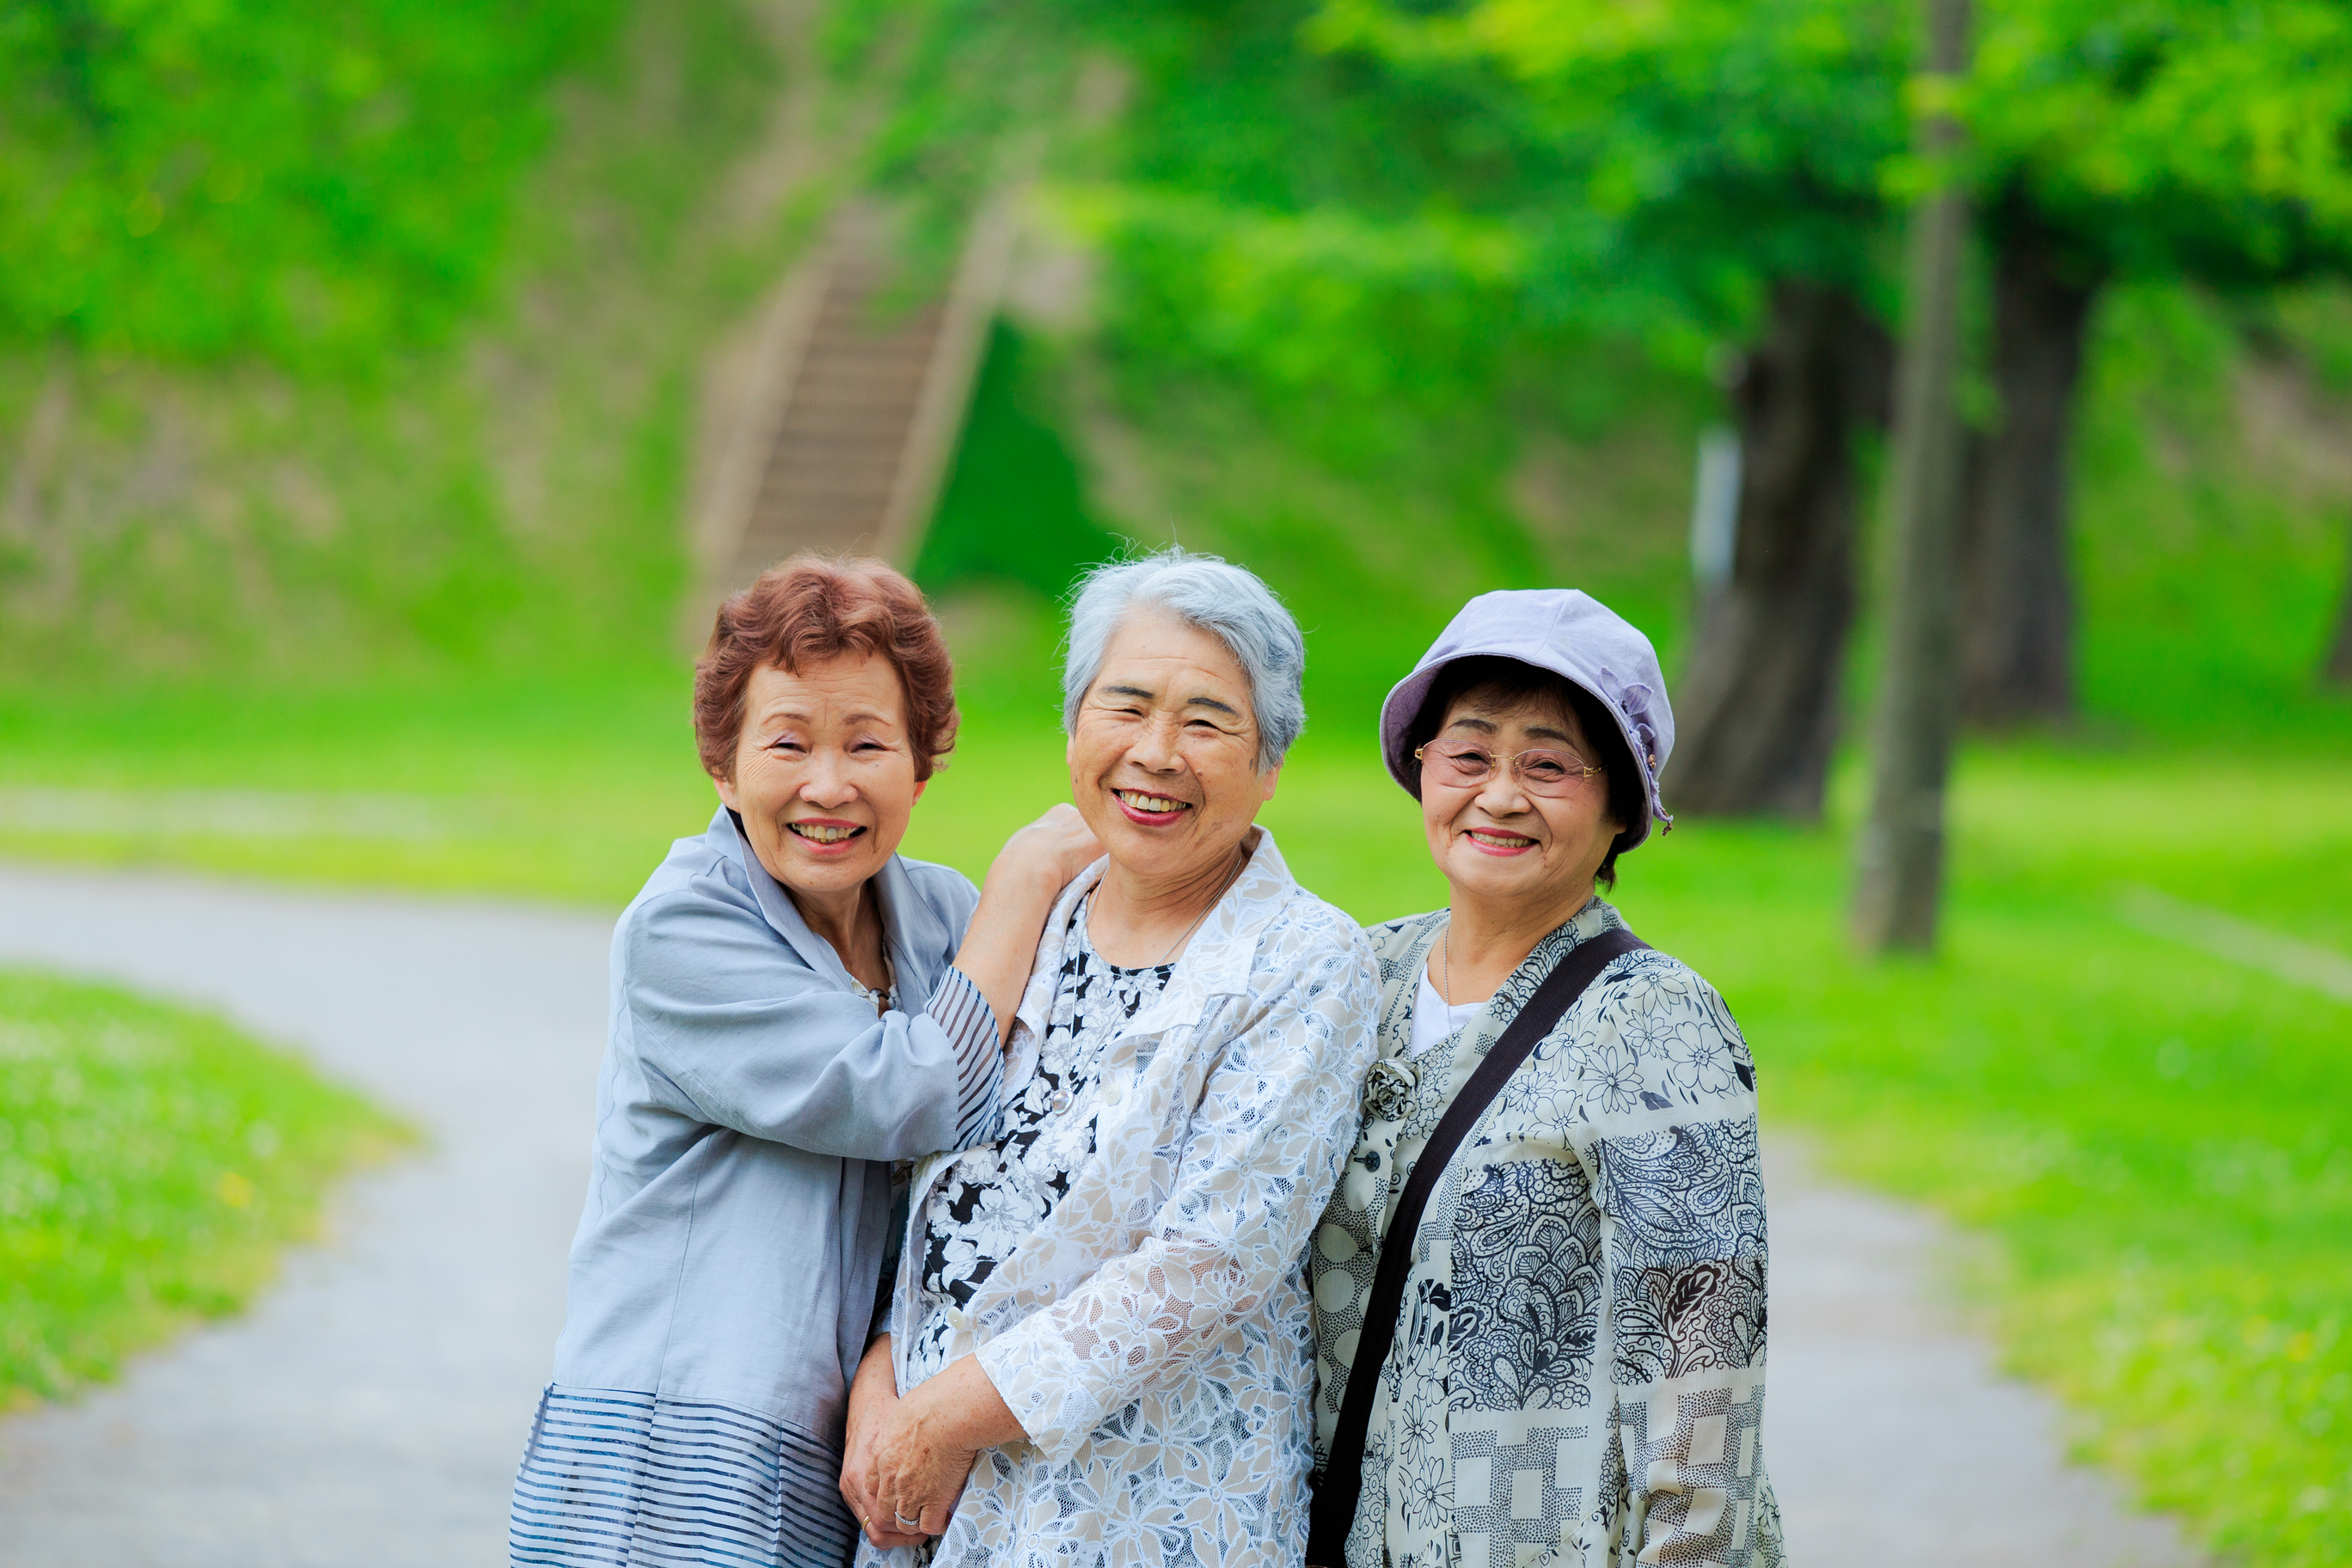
[839,1332,1019,1548]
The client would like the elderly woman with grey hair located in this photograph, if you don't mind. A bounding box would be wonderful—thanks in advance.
[839,548,1381,1567]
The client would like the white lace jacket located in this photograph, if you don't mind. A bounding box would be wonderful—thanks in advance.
[866,828,1380,1568]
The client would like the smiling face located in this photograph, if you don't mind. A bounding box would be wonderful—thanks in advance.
[1421,683,1624,916]
[713,653,924,900]
[1067,610,1279,886]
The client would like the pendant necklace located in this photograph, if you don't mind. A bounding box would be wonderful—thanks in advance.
[1154,842,1249,966]
[846,891,895,1014]
[848,947,895,1015]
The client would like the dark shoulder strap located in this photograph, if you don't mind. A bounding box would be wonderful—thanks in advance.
[1306,925,1646,1565]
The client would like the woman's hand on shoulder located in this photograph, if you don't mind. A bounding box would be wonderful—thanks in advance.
[958,805,1102,1041]
[994,803,1102,891]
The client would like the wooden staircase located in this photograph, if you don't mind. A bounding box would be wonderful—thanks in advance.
[695,204,1014,605]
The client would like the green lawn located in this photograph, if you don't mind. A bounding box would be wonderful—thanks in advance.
[0,671,714,905]
[0,970,411,1409]
[2,667,2347,1563]
[1633,758,2352,1568]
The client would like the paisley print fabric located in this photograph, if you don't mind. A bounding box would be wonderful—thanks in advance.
[1449,1158,1603,1412]
[863,830,1380,1568]
[1310,898,1785,1568]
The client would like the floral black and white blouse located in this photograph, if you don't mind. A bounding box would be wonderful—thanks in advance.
[1309,898,1785,1568]
[906,907,1176,1387]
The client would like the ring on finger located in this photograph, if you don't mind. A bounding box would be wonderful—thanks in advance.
[893,1506,923,1530]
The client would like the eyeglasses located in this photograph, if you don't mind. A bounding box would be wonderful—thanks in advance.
[1413,742,1603,797]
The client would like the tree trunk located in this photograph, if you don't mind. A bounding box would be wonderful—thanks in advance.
[1664,281,1892,818]
[2327,570,2352,688]
[1854,0,1972,953]
[1960,201,2099,725]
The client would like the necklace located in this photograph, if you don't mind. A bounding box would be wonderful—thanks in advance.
[1153,842,1249,965]
[848,945,896,1015]
[847,888,895,1015]
[1440,916,1453,1005]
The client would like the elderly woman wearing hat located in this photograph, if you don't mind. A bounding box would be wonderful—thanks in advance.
[1306,591,1784,1568]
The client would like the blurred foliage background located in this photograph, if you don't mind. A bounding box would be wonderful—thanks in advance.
[1,0,2349,1561]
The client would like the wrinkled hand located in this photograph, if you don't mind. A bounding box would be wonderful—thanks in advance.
[841,1353,1022,1548]
[841,1338,928,1550]
[999,803,1102,890]
[959,807,1106,1044]
[857,1393,979,1543]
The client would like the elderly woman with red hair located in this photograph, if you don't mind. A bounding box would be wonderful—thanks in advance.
[508,554,1097,1568]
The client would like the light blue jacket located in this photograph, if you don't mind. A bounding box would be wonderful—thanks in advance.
[550,805,1001,1446]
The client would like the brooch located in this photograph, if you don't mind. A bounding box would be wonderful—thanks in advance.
[1364,1056,1418,1120]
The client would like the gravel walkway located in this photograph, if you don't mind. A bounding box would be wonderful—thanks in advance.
[0,864,2206,1566]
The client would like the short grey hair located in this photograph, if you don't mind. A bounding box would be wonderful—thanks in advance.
[1063,548,1308,770]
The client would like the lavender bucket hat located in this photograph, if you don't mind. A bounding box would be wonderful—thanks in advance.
[1379,589,1676,851]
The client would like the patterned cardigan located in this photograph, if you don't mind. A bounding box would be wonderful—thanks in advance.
[1309,899,1785,1568]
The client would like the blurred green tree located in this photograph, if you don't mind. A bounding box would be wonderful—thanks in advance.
[1959,0,2352,721]
[834,0,2352,723]
[0,0,622,367]
[1311,0,1909,818]
[1320,0,2352,771]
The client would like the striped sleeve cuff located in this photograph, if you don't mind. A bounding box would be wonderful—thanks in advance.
[924,965,1002,1148]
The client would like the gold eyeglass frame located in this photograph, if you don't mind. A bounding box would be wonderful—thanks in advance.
[1412,742,1605,788]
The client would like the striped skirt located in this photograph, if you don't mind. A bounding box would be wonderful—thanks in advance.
[511,1385,857,1567]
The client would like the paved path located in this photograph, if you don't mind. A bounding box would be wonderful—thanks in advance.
[0,865,609,1567]
[1763,1142,2202,1567]
[0,864,2207,1566]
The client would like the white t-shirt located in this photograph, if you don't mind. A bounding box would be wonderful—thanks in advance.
[1410,968,1489,1058]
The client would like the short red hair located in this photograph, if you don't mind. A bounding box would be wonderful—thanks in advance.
[694,554,959,781]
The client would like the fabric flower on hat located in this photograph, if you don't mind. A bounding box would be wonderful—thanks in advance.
[1597,665,1662,771]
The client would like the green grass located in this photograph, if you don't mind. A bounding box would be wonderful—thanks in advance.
[1626,757,2352,1567]
[0,669,715,903]
[0,969,411,1408]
